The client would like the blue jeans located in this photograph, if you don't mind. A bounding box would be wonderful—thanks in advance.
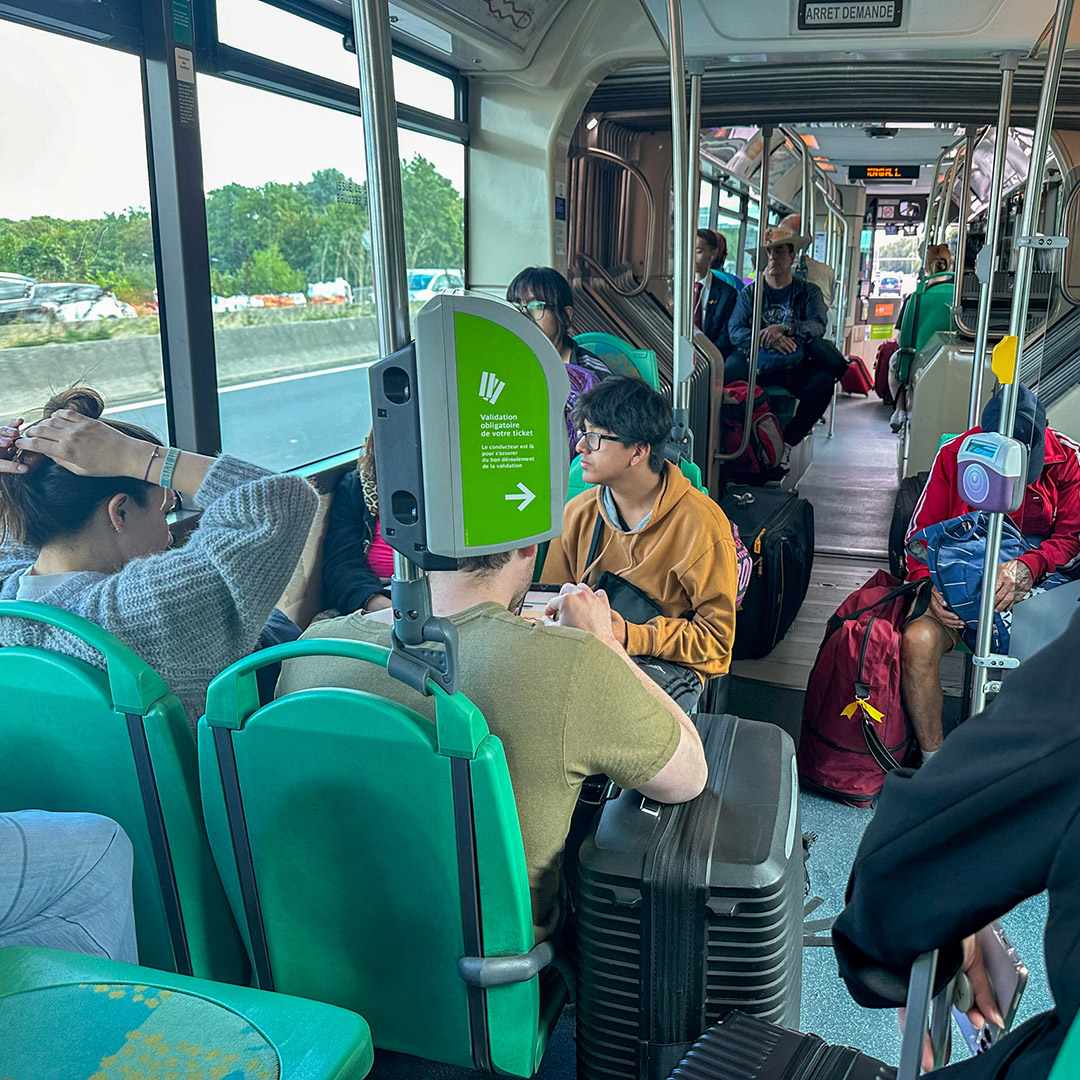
[0,811,137,963]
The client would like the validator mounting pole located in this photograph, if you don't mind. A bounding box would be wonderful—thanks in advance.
[967,53,1019,430]
[969,0,1074,717]
[352,0,457,693]
[666,0,694,452]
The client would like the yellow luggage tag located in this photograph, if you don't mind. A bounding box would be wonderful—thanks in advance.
[841,697,885,724]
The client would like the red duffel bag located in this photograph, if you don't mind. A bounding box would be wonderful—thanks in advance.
[799,570,929,807]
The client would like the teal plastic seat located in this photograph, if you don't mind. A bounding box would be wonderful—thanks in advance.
[0,947,373,1080]
[198,640,567,1077]
[566,451,706,503]
[762,384,797,429]
[895,272,955,384]
[0,602,247,982]
[1049,1009,1080,1079]
[574,331,660,390]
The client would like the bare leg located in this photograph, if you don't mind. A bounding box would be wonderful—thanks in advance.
[900,615,957,752]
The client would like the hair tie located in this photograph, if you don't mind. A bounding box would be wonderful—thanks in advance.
[143,445,161,483]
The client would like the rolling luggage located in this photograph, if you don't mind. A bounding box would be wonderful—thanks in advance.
[719,486,814,660]
[576,714,804,1080]
[841,356,874,396]
[667,1011,895,1080]
[874,341,898,405]
[888,471,929,579]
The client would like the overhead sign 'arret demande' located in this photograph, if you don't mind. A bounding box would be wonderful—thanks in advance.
[797,1,902,31]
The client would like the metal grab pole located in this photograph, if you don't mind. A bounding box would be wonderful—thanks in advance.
[968,54,1019,429]
[970,0,1074,717]
[921,142,958,272]
[950,127,978,317]
[665,0,694,445]
[716,126,773,463]
[351,0,421,588]
[687,55,705,332]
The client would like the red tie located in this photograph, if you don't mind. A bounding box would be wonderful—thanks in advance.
[693,281,703,329]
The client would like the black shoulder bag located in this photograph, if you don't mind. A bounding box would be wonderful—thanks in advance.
[584,513,665,624]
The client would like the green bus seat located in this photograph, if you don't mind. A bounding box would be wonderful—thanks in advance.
[0,601,247,983]
[198,639,568,1078]
[574,331,660,390]
[1049,1009,1080,1080]
[0,947,373,1080]
[762,384,797,429]
[567,450,707,504]
[895,272,955,384]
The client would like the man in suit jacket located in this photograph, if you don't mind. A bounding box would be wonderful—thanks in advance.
[694,229,739,359]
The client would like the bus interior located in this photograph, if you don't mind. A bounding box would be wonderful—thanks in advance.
[2,0,1079,1077]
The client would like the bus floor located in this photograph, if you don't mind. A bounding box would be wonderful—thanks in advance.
[368,395,1052,1077]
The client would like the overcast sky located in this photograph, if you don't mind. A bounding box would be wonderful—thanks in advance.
[0,1,464,222]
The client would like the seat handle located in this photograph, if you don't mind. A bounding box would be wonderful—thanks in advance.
[202,637,489,757]
[0,600,168,715]
[458,940,555,988]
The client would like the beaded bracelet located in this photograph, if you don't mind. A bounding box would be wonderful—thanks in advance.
[143,445,161,483]
[158,447,181,490]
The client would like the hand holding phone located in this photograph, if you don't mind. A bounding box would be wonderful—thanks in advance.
[954,923,1026,1055]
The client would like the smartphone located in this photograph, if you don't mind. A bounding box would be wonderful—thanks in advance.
[953,922,1028,1055]
[517,582,562,617]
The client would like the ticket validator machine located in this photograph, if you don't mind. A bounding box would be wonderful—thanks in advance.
[369,293,570,694]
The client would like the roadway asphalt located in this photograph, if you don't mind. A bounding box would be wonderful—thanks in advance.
[109,362,376,472]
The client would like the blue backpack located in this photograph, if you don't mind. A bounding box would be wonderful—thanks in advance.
[907,512,1027,652]
[907,512,1072,653]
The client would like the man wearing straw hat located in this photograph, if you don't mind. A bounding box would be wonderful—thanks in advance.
[726,224,833,465]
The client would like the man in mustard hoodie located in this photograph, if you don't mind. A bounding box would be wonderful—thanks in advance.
[542,377,738,711]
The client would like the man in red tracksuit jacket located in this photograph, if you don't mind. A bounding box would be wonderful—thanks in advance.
[902,385,1080,760]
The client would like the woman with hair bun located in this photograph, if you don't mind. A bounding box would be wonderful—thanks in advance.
[0,387,317,729]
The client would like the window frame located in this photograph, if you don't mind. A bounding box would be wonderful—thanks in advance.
[0,0,468,468]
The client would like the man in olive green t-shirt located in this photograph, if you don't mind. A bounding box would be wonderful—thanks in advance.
[276,543,707,942]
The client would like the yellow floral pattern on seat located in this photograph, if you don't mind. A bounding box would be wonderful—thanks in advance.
[0,981,280,1080]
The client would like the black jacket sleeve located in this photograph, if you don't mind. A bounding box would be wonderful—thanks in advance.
[320,470,386,615]
[833,610,1080,1023]
[704,277,739,358]
[792,280,827,343]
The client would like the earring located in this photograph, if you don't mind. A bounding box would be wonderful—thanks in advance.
[113,523,122,533]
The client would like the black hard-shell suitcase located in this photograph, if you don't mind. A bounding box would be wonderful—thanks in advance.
[719,486,814,660]
[667,1011,895,1080]
[575,714,804,1080]
[888,472,929,579]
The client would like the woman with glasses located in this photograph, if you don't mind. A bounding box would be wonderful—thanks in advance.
[506,266,612,452]
[0,386,317,730]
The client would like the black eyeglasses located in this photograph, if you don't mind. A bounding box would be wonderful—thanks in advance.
[576,429,624,452]
[515,299,548,317]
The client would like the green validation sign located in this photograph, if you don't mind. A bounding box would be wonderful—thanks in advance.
[455,312,551,547]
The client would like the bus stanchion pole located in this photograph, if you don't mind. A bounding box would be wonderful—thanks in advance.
[350,0,428,625]
[970,0,1073,717]
[968,54,1019,429]
[950,126,977,320]
[666,0,694,451]
[715,126,773,465]
[828,383,838,439]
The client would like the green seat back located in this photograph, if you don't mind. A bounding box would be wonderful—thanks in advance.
[0,947,373,1079]
[199,640,562,1077]
[762,384,798,429]
[566,453,706,504]
[0,601,247,983]
[896,273,955,382]
[574,332,661,390]
[1049,1008,1080,1079]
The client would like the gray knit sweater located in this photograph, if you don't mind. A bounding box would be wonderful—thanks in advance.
[0,455,318,730]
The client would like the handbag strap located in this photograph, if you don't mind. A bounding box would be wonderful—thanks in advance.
[826,578,928,636]
[584,512,604,586]
[862,715,903,773]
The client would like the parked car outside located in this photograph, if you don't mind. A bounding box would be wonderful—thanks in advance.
[0,273,57,324]
[407,268,464,303]
[32,283,137,321]
[877,274,901,295]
